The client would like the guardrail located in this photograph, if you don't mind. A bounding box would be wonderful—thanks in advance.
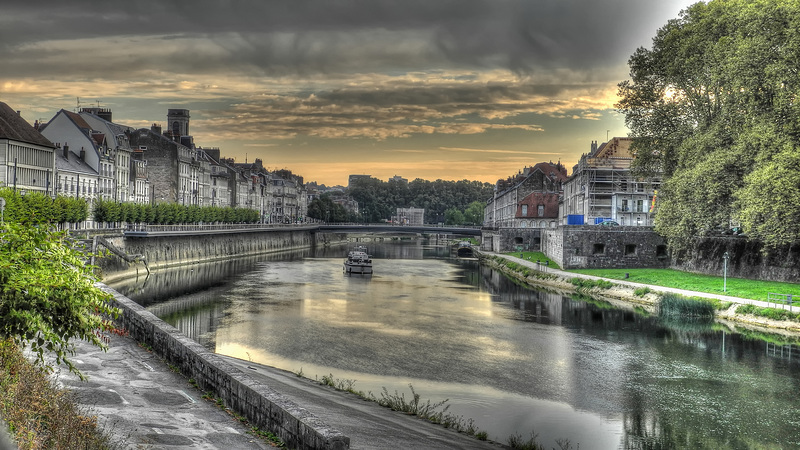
[125,223,307,232]
[768,292,797,309]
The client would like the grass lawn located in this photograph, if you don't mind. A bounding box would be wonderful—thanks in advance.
[503,251,561,270]
[567,268,800,302]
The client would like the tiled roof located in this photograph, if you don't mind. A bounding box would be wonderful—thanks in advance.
[64,110,93,131]
[0,102,54,148]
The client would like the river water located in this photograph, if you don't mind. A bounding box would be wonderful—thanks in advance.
[109,239,800,449]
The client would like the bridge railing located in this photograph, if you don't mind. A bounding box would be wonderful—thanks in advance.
[125,223,306,233]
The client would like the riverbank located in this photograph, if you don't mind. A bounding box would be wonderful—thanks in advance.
[481,251,800,336]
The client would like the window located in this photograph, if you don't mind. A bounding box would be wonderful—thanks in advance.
[521,204,528,216]
[621,199,629,212]
[636,200,644,212]
[537,205,544,217]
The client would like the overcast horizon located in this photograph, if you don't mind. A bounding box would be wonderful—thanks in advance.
[1,1,699,186]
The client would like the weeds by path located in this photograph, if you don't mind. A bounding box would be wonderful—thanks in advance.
[0,338,114,449]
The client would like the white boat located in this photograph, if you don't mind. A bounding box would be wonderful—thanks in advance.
[344,246,373,275]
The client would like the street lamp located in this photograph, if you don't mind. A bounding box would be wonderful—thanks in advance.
[723,251,730,292]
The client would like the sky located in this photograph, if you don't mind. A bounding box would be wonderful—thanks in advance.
[0,0,699,186]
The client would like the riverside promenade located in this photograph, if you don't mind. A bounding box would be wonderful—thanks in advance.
[486,251,800,316]
[57,291,505,450]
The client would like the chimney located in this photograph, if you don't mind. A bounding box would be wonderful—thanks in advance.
[80,147,86,161]
[151,123,162,134]
[63,144,70,159]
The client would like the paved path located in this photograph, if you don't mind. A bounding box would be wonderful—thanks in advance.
[61,333,503,449]
[59,335,272,450]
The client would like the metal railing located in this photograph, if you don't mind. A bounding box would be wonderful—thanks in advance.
[125,223,307,233]
[767,292,797,309]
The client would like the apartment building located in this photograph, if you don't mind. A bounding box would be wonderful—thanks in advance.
[561,138,660,226]
[484,161,568,228]
[0,102,56,195]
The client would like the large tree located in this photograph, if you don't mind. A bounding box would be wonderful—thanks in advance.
[617,0,800,253]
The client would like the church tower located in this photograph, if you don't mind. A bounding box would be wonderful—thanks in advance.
[167,109,190,136]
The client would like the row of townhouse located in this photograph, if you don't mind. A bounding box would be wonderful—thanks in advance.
[484,137,661,229]
[0,102,308,223]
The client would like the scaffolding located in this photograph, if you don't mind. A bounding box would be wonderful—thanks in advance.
[566,138,661,226]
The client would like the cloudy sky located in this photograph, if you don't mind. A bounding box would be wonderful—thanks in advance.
[1,0,698,186]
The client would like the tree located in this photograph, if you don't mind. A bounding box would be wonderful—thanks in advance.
[444,208,465,225]
[463,201,485,226]
[616,0,800,253]
[0,223,120,378]
[347,177,493,224]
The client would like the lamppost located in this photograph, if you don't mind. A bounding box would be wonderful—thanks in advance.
[723,251,730,292]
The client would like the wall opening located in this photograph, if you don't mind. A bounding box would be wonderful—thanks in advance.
[625,244,637,256]
[593,243,605,255]
[656,245,668,259]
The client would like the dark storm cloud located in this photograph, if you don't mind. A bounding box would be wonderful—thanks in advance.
[0,0,687,79]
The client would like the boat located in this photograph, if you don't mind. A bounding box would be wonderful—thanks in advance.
[455,241,474,257]
[344,246,373,275]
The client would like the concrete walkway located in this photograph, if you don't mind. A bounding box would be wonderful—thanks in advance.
[61,332,503,449]
[486,251,800,314]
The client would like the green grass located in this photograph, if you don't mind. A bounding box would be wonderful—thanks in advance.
[503,251,561,270]
[567,268,800,302]
[570,278,613,290]
[490,257,558,282]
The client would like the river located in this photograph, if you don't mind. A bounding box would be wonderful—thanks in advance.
[109,239,800,449]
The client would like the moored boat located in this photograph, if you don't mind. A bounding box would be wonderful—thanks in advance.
[344,246,373,274]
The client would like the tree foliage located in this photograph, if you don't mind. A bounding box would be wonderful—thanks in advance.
[347,178,493,224]
[306,195,349,222]
[617,0,800,253]
[0,223,119,378]
[92,199,260,225]
[0,188,88,225]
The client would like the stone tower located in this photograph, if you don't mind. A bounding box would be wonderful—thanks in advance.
[167,109,190,137]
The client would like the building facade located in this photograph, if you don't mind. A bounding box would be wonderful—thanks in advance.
[395,207,424,225]
[0,102,56,195]
[561,138,661,226]
[484,161,568,229]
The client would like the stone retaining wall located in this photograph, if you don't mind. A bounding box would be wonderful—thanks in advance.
[102,285,350,450]
[542,226,669,270]
[123,229,315,269]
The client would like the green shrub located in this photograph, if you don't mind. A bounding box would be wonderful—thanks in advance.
[659,293,715,318]
[737,304,800,322]
[634,287,652,297]
[570,278,613,290]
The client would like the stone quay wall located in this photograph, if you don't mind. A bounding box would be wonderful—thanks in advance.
[97,228,350,279]
[102,285,350,450]
[124,228,315,269]
[542,226,669,270]
[672,236,800,282]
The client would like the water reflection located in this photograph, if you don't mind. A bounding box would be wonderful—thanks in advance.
[110,240,800,449]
